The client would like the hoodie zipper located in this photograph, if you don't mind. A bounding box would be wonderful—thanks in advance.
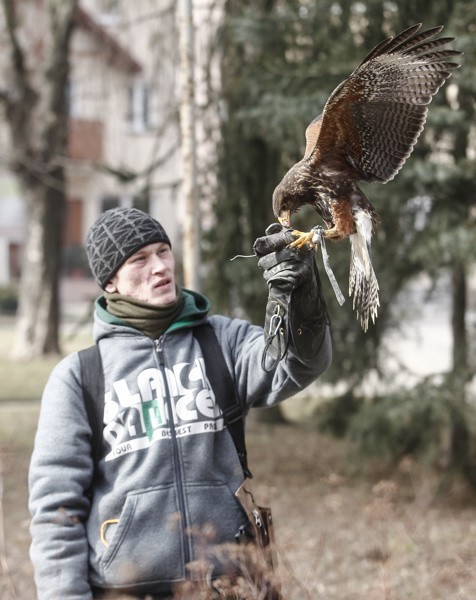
[154,336,191,569]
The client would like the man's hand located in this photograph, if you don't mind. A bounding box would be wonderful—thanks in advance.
[254,223,314,292]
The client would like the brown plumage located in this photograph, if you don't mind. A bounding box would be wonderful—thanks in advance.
[272,24,461,331]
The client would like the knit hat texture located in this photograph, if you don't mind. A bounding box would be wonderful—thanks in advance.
[86,207,171,288]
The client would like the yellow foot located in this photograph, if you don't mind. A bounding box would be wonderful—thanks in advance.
[290,229,317,249]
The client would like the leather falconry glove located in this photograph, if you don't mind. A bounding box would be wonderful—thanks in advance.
[254,223,330,370]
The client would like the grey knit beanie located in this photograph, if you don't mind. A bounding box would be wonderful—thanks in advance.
[86,207,171,288]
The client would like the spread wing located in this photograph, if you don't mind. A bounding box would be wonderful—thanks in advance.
[305,24,461,182]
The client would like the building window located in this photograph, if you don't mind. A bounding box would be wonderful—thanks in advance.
[97,0,120,16]
[101,196,120,212]
[101,195,149,213]
[127,82,155,133]
[133,194,150,214]
[66,80,81,118]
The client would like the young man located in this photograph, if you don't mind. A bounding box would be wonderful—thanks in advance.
[28,207,332,599]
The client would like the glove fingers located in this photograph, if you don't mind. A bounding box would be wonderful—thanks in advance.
[257,246,309,271]
[253,229,296,257]
[265,223,284,236]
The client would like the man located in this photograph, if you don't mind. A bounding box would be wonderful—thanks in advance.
[29,207,332,599]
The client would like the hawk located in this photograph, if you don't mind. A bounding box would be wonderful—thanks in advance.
[272,24,461,331]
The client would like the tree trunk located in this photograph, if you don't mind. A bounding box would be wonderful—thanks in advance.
[447,260,476,486]
[13,178,66,358]
[0,0,78,358]
[177,0,201,291]
[451,259,468,374]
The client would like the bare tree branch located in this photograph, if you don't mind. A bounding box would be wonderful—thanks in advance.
[1,0,27,96]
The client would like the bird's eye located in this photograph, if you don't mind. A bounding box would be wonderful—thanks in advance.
[281,204,288,211]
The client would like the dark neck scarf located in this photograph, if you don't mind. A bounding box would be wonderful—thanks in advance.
[104,286,184,340]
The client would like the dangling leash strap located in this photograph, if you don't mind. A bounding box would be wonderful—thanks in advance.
[311,226,346,306]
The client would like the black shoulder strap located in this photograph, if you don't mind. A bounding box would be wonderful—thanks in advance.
[194,323,252,479]
[78,344,104,470]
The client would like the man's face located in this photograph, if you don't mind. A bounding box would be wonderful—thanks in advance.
[105,242,176,306]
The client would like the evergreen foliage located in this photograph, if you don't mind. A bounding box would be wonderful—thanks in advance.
[205,0,475,479]
[348,376,476,485]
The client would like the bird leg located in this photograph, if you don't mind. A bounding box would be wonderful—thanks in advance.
[321,226,344,241]
[290,225,345,249]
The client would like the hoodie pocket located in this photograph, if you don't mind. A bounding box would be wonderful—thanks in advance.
[99,484,186,585]
[186,482,248,560]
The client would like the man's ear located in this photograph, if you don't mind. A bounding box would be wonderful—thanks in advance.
[104,281,118,293]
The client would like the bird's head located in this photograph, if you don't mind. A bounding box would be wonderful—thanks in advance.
[272,184,294,228]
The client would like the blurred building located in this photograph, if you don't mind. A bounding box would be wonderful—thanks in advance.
[0,0,200,284]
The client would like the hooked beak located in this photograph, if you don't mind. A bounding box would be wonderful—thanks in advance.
[278,210,291,228]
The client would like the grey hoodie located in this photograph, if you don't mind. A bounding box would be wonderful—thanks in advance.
[29,290,331,599]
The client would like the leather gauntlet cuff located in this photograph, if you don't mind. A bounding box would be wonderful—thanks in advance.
[288,256,329,361]
[262,289,290,370]
[257,237,329,370]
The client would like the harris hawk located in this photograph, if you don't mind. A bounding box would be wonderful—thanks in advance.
[272,24,462,331]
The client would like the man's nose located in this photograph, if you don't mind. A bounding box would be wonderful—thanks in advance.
[150,254,167,272]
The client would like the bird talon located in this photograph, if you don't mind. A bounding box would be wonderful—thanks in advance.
[290,230,317,249]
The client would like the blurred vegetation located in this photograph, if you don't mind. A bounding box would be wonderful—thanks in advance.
[0,286,18,315]
[203,0,476,483]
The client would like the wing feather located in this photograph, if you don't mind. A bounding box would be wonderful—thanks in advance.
[304,114,322,158]
[306,24,461,183]
[357,23,424,65]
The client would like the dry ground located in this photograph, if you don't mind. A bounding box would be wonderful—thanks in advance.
[249,421,476,599]
[1,402,476,600]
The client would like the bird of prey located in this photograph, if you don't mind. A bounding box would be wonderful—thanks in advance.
[272,24,461,331]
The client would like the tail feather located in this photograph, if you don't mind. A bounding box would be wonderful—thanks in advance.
[349,233,380,331]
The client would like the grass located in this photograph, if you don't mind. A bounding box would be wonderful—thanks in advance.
[0,320,92,402]
[0,403,40,449]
